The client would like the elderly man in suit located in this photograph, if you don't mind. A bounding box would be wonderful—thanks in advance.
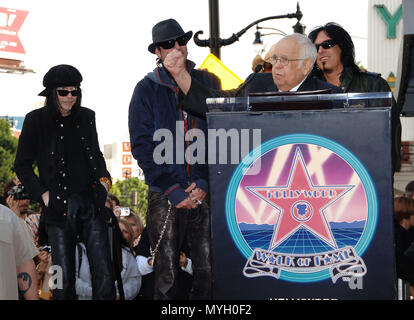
[164,33,341,117]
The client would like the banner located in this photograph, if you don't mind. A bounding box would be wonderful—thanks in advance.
[0,7,28,54]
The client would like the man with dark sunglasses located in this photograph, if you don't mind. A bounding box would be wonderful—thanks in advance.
[308,22,401,172]
[128,18,221,300]
[14,64,116,299]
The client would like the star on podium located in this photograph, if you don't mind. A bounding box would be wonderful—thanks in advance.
[247,148,353,251]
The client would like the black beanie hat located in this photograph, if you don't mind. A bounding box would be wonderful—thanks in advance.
[38,64,83,96]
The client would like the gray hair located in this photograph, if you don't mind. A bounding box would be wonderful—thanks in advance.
[279,33,317,67]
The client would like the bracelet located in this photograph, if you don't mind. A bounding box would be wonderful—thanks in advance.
[99,177,112,190]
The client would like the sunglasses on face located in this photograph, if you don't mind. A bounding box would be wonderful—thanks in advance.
[57,89,81,97]
[315,39,337,51]
[157,35,189,50]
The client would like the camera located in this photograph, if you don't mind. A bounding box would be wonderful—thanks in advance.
[40,245,51,253]
[7,185,31,200]
[119,207,131,217]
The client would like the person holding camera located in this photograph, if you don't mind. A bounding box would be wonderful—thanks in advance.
[4,179,52,299]
[3,179,40,242]
[4,180,31,219]
[35,245,53,300]
[14,64,115,300]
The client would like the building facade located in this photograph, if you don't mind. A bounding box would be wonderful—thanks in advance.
[103,142,144,183]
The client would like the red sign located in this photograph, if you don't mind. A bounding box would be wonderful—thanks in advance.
[0,7,28,54]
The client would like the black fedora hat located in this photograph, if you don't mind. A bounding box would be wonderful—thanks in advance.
[148,19,192,54]
[39,64,83,96]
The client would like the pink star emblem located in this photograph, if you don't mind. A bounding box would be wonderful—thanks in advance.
[247,148,353,250]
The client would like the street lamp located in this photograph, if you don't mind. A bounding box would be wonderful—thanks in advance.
[194,1,305,59]
[253,25,287,45]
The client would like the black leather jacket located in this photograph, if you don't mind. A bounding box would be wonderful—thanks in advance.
[311,66,401,172]
[339,67,401,172]
[339,66,393,94]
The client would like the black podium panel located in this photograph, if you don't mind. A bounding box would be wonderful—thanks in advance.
[206,108,395,300]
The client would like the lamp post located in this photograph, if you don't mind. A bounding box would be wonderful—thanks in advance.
[253,26,287,46]
[194,1,305,59]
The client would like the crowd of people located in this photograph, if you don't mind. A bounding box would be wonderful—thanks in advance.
[0,16,407,300]
[1,184,194,300]
[394,182,414,298]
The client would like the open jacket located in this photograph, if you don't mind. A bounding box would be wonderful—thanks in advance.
[128,60,221,206]
[14,103,110,226]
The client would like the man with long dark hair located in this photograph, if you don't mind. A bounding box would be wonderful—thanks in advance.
[308,22,401,171]
[14,65,115,299]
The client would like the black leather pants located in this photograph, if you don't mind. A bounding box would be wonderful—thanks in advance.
[147,191,212,300]
[47,193,115,300]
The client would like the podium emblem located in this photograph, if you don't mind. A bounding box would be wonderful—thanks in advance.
[225,134,376,286]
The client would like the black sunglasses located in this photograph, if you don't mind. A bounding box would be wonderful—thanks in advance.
[315,39,337,51]
[157,35,189,50]
[57,89,81,97]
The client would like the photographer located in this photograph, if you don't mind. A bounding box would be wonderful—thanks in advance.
[3,179,40,241]
[4,179,53,298]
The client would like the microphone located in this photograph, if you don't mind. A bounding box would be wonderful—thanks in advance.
[235,64,263,97]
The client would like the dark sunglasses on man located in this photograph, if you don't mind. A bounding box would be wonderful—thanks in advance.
[157,35,189,50]
[315,39,337,51]
[57,89,81,97]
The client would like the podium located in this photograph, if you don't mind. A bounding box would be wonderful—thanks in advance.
[206,92,396,299]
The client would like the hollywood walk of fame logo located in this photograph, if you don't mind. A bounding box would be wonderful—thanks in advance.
[225,134,376,286]
[247,148,354,251]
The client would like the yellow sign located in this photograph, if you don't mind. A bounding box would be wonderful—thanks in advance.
[199,53,243,90]
[386,72,395,93]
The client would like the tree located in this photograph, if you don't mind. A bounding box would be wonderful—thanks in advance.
[110,177,148,223]
[0,118,18,203]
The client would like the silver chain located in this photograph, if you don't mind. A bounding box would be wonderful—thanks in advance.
[150,201,172,264]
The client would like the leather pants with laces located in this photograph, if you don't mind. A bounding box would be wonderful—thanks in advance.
[147,191,212,300]
[47,193,115,300]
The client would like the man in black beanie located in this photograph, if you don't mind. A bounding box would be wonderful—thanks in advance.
[14,64,115,299]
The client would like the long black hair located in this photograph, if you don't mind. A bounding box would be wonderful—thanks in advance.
[44,87,82,117]
[308,22,360,74]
